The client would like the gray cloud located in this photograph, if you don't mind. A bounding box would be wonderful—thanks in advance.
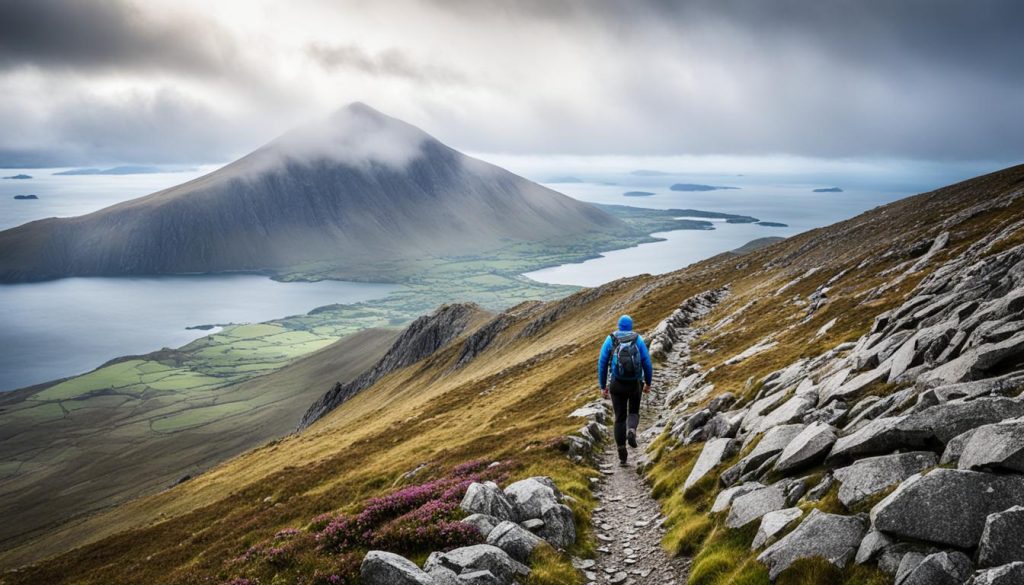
[307,43,469,85]
[0,0,236,75]
[0,0,1022,166]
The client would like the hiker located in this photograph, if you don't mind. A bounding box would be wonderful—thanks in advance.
[598,314,653,465]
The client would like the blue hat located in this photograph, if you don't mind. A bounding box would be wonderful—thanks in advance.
[617,315,633,331]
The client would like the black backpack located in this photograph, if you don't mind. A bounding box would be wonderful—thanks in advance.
[610,331,642,381]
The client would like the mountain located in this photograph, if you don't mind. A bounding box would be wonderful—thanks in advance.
[6,164,1024,585]
[0,103,625,283]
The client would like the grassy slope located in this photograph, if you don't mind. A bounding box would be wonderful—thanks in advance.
[6,165,1024,583]
[0,205,710,559]
[0,327,399,564]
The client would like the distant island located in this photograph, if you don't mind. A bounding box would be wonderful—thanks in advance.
[54,165,174,176]
[813,187,843,192]
[630,169,672,176]
[670,183,740,192]
[3,174,32,180]
[623,191,655,197]
[545,176,584,183]
[756,221,788,227]
[13,194,38,200]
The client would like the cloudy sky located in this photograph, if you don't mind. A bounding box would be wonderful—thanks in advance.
[1,0,1022,167]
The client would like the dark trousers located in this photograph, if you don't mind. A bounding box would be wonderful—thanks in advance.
[609,378,642,447]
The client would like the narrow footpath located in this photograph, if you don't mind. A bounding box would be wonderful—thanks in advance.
[585,345,695,584]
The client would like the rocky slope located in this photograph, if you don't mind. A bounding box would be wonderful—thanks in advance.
[0,103,626,283]
[6,164,1024,585]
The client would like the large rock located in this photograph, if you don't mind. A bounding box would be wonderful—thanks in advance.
[827,416,919,463]
[833,451,937,507]
[726,483,788,528]
[456,570,502,585]
[729,424,805,479]
[461,513,502,538]
[361,550,435,585]
[503,477,560,520]
[899,398,1024,444]
[820,364,890,406]
[773,422,837,474]
[971,562,1024,585]
[684,437,737,491]
[870,469,1024,549]
[537,502,576,548]
[711,482,764,514]
[751,394,816,434]
[923,331,1024,385]
[898,551,973,585]
[854,529,894,565]
[425,544,530,582]
[978,506,1024,568]
[756,509,867,580]
[752,507,803,549]
[486,520,544,562]
[958,419,1024,473]
[461,482,517,522]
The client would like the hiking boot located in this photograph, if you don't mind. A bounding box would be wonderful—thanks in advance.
[627,428,638,448]
[618,446,628,466]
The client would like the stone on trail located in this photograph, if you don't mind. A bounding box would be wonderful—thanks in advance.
[773,422,837,474]
[958,419,1024,473]
[361,550,435,585]
[461,481,517,522]
[751,507,803,549]
[833,451,937,508]
[870,469,1024,549]
[537,501,576,548]
[461,513,502,538]
[898,551,973,585]
[726,483,788,529]
[683,437,737,491]
[970,562,1024,585]
[486,520,544,562]
[756,509,867,580]
[425,544,530,582]
[978,506,1024,568]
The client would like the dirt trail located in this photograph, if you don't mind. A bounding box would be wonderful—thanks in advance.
[586,346,693,584]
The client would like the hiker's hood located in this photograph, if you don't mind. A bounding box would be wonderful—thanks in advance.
[618,315,633,331]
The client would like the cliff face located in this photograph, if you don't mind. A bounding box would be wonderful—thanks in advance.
[0,103,625,282]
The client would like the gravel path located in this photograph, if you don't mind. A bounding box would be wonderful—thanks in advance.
[584,347,694,584]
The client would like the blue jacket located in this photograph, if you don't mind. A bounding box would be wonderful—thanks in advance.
[598,331,653,389]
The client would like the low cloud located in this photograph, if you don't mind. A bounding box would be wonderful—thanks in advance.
[307,43,468,86]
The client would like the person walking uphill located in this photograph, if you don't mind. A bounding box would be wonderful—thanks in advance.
[598,315,653,465]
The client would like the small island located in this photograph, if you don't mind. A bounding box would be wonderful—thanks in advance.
[3,174,32,180]
[670,183,740,192]
[756,221,788,227]
[813,187,843,193]
[623,191,655,197]
[630,169,672,176]
[13,194,38,200]
[55,165,167,176]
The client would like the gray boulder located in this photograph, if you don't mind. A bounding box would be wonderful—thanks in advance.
[538,501,576,548]
[899,551,973,585]
[870,469,1024,549]
[361,551,435,585]
[899,398,1024,444]
[923,331,1024,386]
[820,364,890,406]
[756,509,867,580]
[503,477,560,521]
[426,565,461,585]
[752,507,803,549]
[461,513,502,538]
[730,424,805,477]
[726,483,788,528]
[940,428,979,465]
[751,394,817,434]
[855,529,894,565]
[959,420,1024,473]
[425,544,530,582]
[773,422,837,474]
[684,437,737,491]
[828,416,919,463]
[978,506,1024,568]
[711,482,764,514]
[833,451,937,507]
[461,482,517,522]
[456,570,502,585]
[971,562,1024,585]
[486,520,544,563]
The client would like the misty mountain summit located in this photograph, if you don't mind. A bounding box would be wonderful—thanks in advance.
[0,103,626,283]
